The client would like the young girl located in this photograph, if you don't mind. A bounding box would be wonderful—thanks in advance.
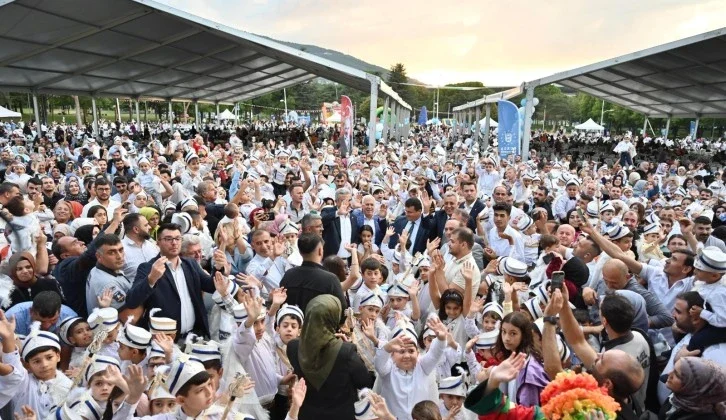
[428,254,473,352]
[492,312,549,407]
[375,317,449,420]
[357,225,379,261]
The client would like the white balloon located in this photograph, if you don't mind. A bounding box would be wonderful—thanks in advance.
[532,97,540,106]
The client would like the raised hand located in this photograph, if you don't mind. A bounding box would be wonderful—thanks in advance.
[213,272,230,296]
[490,352,527,384]
[271,288,288,306]
[369,393,395,420]
[461,261,475,284]
[465,336,478,353]
[344,243,357,253]
[289,378,307,409]
[384,226,395,238]
[426,237,441,255]
[544,289,564,317]
[383,335,414,353]
[148,256,169,286]
[153,334,174,357]
[378,203,388,219]
[426,316,447,340]
[97,288,114,309]
[104,364,128,391]
[0,310,17,341]
[123,364,148,402]
[469,297,485,317]
[361,318,377,341]
[13,406,36,420]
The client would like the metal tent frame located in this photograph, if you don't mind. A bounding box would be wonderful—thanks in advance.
[0,0,411,150]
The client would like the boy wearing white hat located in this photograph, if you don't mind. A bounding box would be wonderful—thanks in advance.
[437,374,471,420]
[69,355,121,420]
[87,307,122,360]
[354,287,390,376]
[135,156,163,206]
[0,321,72,419]
[384,281,420,330]
[117,317,152,367]
[687,247,726,354]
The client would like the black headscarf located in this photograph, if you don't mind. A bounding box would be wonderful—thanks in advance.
[74,224,98,245]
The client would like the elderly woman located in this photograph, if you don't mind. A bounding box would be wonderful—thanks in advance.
[214,219,253,275]
[53,200,75,225]
[661,356,726,419]
[4,245,60,309]
[287,294,372,419]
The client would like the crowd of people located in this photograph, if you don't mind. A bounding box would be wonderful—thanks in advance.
[0,117,724,420]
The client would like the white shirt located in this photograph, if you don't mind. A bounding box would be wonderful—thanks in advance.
[80,197,121,218]
[121,236,160,281]
[444,252,481,296]
[337,213,352,258]
[169,260,195,334]
[233,324,280,403]
[487,225,525,263]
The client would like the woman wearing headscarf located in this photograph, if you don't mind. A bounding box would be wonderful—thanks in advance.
[4,249,62,309]
[661,356,726,419]
[63,176,88,205]
[138,206,160,240]
[287,294,372,419]
[74,224,99,246]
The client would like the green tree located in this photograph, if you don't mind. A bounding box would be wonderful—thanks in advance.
[387,63,413,106]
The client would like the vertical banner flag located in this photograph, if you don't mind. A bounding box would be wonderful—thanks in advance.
[497,100,521,158]
[689,121,696,138]
[340,95,353,155]
[418,106,428,125]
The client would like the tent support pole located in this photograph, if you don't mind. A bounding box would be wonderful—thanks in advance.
[91,96,98,138]
[406,110,411,138]
[381,97,390,141]
[216,103,220,125]
[368,80,378,152]
[642,116,648,136]
[194,101,199,126]
[474,106,481,142]
[484,103,491,150]
[694,115,700,138]
[135,100,140,125]
[168,101,173,131]
[664,116,671,140]
[32,93,40,127]
[521,85,535,161]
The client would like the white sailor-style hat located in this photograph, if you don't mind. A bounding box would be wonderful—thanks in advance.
[498,256,528,278]
[438,374,468,397]
[387,282,410,298]
[565,178,581,187]
[179,197,198,211]
[84,355,121,385]
[21,322,60,360]
[51,403,84,420]
[556,334,572,363]
[417,256,431,268]
[137,156,151,166]
[117,317,152,350]
[523,297,544,320]
[371,184,385,194]
[605,223,630,240]
[212,278,239,308]
[391,318,418,341]
[87,308,119,333]
[279,220,299,236]
[482,302,504,319]
[534,283,551,305]
[172,212,193,234]
[644,213,660,225]
[358,288,385,309]
[58,316,84,346]
[354,389,376,420]
[533,317,546,336]
[185,335,222,363]
[149,308,177,334]
[149,340,166,360]
[392,251,403,265]
[276,149,290,158]
[81,160,93,169]
[475,329,499,349]
[599,201,615,214]
[694,246,726,274]
[185,151,199,163]
[674,187,687,197]
[164,354,206,396]
[586,201,600,218]
[232,303,249,323]
[276,303,304,326]
[515,215,534,231]
[642,223,661,235]
[422,326,437,339]
[149,382,175,401]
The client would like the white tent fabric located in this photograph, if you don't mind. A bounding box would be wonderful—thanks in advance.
[218,109,237,120]
[0,105,21,118]
[574,118,604,131]
[478,118,498,128]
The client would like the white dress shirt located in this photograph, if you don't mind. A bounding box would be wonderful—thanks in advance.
[80,198,121,218]
[487,225,526,263]
[122,236,160,280]
[169,260,195,334]
[337,213,352,258]
[404,217,422,254]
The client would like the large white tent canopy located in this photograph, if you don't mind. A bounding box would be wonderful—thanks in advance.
[217,109,237,120]
[0,0,410,150]
[574,118,604,131]
[0,105,21,118]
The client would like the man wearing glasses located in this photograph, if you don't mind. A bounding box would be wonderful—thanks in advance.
[126,223,230,340]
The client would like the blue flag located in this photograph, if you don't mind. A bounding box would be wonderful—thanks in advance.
[418,106,428,125]
[497,100,520,158]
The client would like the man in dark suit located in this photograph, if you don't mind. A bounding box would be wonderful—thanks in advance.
[459,180,486,231]
[389,197,432,255]
[321,188,359,257]
[125,223,230,339]
[280,233,348,322]
[352,194,388,246]
[430,191,459,242]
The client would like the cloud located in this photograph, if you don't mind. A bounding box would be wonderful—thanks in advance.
[157,0,726,86]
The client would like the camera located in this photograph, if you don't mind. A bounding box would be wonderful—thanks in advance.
[261,199,275,210]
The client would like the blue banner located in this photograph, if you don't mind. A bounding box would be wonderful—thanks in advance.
[418,106,428,125]
[497,100,521,158]
[689,120,696,138]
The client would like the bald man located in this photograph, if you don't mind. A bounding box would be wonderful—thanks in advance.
[600,259,674,329]
[556,224,576,248]
[545,289,646,416]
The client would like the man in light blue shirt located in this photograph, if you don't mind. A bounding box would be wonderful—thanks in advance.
[5,290,78,336]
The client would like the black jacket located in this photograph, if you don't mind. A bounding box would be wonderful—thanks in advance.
[126,256,216,337]
[53,231,107,318]
[321,206,359,258]
[459,199,486,231]
[280,261,348,323]
[388,214,433,256]
[287,339,373,420]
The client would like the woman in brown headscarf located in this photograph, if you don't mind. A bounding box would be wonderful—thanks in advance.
[5,248,63,309]
[286,294,372,419]
[661,356,726,419]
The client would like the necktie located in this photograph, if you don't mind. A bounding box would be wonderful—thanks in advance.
[406,221,416,251]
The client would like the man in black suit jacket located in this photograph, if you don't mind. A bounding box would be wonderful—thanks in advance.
[430,191,459,243]
[389,197,432,256]
[352,194,388,246]
[321,188,359,257]
[126,223,229,339]
[459,180,486,231]
[280,233,348,323]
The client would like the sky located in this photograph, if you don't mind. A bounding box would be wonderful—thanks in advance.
[157,0,726,87]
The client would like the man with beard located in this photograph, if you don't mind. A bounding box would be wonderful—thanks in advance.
[80,177,121,217]
[693,215,726,252]
[121,213,159,280]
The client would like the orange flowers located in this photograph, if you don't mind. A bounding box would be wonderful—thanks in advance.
[540,371,620,420]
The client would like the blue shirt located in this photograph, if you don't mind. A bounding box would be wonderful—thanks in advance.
[5,301,78,336]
